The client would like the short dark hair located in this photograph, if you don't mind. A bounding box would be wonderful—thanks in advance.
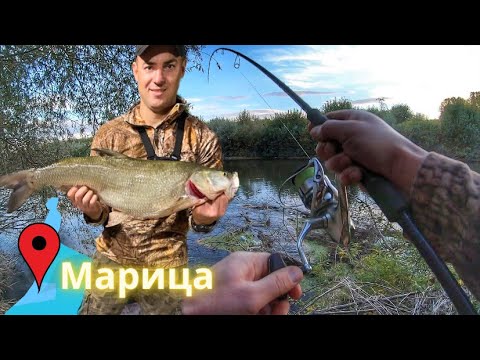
[135,45,186,58]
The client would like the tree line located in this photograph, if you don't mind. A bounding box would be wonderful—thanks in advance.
[1,45,478,177]
[208,92,480,161]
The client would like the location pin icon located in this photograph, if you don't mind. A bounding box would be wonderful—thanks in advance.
[18,223,60,292]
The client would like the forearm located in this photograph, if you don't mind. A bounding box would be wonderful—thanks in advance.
[409,152,480,300]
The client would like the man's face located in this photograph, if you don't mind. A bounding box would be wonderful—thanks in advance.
[132,45,186,116]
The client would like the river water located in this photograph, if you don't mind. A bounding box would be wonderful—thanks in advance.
[0,159,310,295]
[1,158,478,302]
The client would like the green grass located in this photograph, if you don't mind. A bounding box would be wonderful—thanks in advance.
[199,230,261,252]
[197,217,476,314]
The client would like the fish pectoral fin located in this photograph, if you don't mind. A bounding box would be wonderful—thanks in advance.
[92,148,132,159]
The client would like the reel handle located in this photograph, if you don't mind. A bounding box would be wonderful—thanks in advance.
[267,253,288,301]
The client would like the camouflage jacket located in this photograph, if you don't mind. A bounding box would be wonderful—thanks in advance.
[85,99,223,268]
[410,152,480,301]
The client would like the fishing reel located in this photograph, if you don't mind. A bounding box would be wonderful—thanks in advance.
[288,157,354,273]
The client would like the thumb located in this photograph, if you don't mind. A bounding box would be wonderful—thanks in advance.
[253,266,303,305]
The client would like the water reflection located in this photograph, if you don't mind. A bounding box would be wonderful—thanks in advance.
[225,159,308,206]
[1,158,477,258]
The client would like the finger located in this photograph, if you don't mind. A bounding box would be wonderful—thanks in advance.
[219,194,228,214]
[309,109,357,132]
[253,266,303,306]
[288,284,303,300]
[74,186,89,203]
[270,300,290,315]
[339,166,363,186]
[325,109,358,120]
[315,141,339,161]
[67,186,78,199]
[247,252,271,280]
[310,120,356,144]
[324,152,352,173]
[192,198,209,212]
[90,194,99,206]
[82,190,94,206]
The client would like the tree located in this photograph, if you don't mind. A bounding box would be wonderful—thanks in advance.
[0,45,205,172]
[390,104,413,124]
[440,95,480,154]
[377,97,388,111]
[439,96,467,115]
[469,91,480,110]
[321,97,353,113]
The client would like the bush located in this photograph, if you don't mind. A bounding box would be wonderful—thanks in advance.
[395,118,442,151]
[322,98,353,113]
[440,101,480,159]
[390,104,414,124]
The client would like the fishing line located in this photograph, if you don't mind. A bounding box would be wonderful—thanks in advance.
[237,68,316,212]
[208,47,477,314]
[208,50,310,159]
[235,65,310,159]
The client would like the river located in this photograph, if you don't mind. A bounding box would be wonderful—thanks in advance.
[0,159,310,298]
[1,158,478,304]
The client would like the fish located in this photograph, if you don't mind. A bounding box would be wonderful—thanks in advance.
[0,149,240,221]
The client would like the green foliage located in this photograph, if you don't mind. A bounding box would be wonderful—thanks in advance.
[65,137,93,158]
[390,104,413,124]
[362,105,394,125]
[363,105,397,125]
[440,95,480,159]
[321,98,353,113]
[199,231,260,252]
[208,109,316,158]
[355,250,429,294]
[395,118,442,150]
[440,96,467,114]
[469,91,480,110]
[207,92,480,160]
[0,45,205,174]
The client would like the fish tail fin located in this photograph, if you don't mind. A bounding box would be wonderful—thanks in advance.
[0,170,36,212]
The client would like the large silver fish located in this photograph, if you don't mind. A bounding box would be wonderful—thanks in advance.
[0,149,239,220]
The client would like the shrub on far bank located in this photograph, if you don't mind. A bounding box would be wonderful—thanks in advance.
[395,117,442,151]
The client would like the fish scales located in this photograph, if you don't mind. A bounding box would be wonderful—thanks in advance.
[0,150,239,220]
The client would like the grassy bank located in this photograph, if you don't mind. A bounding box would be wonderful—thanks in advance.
[199,194,479,315]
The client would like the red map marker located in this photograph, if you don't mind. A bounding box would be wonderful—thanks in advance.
[18,223,60,292]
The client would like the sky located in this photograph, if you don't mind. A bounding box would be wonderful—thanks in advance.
[178,45,480,121]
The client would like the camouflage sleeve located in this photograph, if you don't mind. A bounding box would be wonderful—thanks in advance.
[409,152,480,301]
[197,125,223,170]
[83,126,112,226]
[89,125,116,158]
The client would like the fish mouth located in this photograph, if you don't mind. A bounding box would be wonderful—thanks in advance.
[187,180,206,199]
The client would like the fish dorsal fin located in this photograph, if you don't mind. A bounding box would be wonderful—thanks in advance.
[92,148,132,159]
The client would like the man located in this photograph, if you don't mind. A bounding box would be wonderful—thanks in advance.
[68,45,230,315]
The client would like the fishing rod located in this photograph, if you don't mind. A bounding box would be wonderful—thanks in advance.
[210,47,476,315]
